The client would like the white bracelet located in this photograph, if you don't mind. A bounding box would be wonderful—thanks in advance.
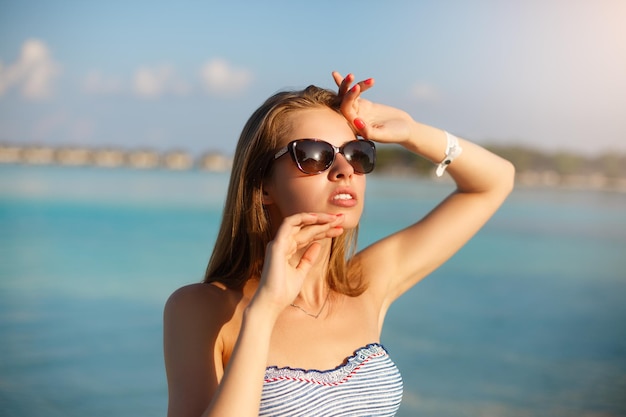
[435,131,463,177]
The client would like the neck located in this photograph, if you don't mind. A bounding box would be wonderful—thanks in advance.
[294,239,332,305]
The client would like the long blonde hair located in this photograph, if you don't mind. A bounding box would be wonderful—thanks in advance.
[203,85,366,296]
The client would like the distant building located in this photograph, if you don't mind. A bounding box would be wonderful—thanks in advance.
[162,150,193,170]
[0,145,23,164]
[55,147,93,166]
[22,146,56,165]
[197,151,232,172]
[127,149,160,169]
[93,148,126,168]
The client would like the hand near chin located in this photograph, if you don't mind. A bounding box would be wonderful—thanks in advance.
[332,71,416,146]
[252,212,344,317]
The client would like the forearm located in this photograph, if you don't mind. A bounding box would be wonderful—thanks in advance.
[403,122,515,195]
[203,302,276,417]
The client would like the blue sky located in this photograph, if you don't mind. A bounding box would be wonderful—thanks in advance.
[1,0,625,156]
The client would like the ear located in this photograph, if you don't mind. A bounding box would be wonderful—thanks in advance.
[261,183,274,205]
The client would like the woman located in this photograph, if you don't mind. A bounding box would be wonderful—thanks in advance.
[164,72,515,417]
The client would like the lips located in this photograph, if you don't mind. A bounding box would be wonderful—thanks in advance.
[333,193,352,200]
[330,188,357,207]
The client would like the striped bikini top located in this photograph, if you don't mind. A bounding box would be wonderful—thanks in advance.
[260,343,403,416]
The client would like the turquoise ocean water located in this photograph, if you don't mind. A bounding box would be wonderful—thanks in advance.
[1,165,625,417]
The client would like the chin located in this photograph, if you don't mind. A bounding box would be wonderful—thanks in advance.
[340,215,361,230]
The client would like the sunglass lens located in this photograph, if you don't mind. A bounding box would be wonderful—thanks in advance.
[294,140,334,174]
[344,141,375,173]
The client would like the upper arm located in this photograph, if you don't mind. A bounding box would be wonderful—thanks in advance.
[163,284,228,417]
[360,170,514,307]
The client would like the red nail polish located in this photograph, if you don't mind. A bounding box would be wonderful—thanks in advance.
[364,78,373,85]
[354,118,366,130]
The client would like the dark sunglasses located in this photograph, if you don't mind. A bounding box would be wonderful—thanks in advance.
[273,139,376,175]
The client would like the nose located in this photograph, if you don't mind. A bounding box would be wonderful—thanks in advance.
[328,152,354,180]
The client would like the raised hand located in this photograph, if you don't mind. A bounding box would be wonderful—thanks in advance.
[332,71,416,146]
[332,71,375,98]
[252,212,344,317]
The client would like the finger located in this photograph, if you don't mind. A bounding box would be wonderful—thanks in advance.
[280,212,322,229]
[274,213,343,250]
[356,77,375,94]
[297,242,322,272]
[339,86,373,136]
[343,76,374,95]
[281,212,338,229]
[305,215,346,241]
[293,212,344,224]
[271,213,317,251]
[333,71,354,97]
[340,84,362,123]
[332,71,344,88]
[292,216,345,249]
[309,225,344,242]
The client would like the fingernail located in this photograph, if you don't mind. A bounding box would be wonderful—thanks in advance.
[364,78,373,85]
[353,118,366,130]
[350,85,358,93]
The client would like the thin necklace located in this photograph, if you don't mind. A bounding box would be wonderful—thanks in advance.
[290,291,330,319]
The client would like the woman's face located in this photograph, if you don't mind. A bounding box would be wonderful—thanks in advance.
[263,107,367,231]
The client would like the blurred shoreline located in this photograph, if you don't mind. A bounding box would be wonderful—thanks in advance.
[0,143,232,172]
[2,142,625,193]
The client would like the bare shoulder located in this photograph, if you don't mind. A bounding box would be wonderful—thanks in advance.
[164,282,241,331]
[165,282,228,311]
[164,282,244,417]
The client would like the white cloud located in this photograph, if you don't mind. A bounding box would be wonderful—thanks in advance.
[82,70,123,95]
[81,60,251,99]
[132,65,190,98]
[200,58,252,96]
[0,39,61,99]
[409,82,441,102]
